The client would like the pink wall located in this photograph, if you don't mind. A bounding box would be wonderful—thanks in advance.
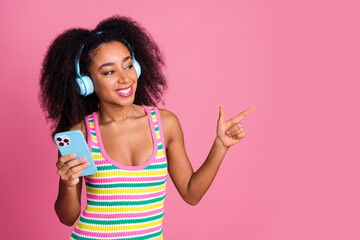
[1,0,359,239]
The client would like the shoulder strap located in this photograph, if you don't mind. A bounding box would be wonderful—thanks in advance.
[84,112,98,145]
[145,106,160,141]
[147,106,166,149]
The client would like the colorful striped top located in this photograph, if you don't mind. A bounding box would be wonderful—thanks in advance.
[70,105,168,240]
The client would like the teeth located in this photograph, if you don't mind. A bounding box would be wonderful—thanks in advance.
[116,86,131,94]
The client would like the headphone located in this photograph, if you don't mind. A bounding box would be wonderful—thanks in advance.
[74,31,142,96]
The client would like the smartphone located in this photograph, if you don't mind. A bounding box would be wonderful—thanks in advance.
[54,130,97,177]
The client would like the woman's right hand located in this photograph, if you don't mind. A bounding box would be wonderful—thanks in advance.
[56,153,89,187]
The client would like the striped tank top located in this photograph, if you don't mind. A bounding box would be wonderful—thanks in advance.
[70,105,168,240]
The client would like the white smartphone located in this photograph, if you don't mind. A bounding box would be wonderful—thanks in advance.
[54,130,97,177]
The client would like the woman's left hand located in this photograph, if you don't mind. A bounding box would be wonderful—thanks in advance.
[216,106,256,148]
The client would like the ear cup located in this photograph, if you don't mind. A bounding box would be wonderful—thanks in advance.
[75,75,94,96]
[75,42,94,96]
[132,57,141,78]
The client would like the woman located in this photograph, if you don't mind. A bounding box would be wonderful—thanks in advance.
[39,15,255,240]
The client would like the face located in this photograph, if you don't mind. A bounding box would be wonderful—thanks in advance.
[88,41,138,107]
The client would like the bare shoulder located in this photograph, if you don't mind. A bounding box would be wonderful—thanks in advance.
[158,108,181,128]
[158,108,183,148]
[69,119,87,139]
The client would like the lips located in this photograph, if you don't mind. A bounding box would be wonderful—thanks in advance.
[115,84,133,97]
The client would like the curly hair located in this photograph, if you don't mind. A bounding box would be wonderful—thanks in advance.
[39,15,168,137]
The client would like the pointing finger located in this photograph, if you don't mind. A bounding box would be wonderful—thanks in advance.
[231,106,256,123]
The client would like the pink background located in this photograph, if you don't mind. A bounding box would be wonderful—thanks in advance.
[1,0,359,239]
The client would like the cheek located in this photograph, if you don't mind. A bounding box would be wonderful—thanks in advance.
[93,77,116,91]
[133,80,138,92]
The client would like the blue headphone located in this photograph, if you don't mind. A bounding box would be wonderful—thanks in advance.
[74,31,141,96]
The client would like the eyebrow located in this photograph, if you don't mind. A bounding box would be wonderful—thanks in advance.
[98,56,131,71]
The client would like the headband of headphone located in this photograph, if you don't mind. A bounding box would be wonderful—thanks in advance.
[74,31,141,96]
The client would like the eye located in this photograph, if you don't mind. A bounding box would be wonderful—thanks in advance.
[104,70,115,75]
[124,64,133,70]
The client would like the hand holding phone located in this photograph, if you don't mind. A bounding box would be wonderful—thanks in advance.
[54,130,97,179]
[56,153,88,186]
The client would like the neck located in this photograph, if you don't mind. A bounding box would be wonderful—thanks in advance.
[97,102,139,124]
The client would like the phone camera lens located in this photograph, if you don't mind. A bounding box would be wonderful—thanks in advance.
[64,139,69,143]
[59,142,64,146]
[57,137,62,141]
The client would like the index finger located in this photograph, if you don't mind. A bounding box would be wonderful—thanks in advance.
[58,153,77,164]
[231,106,256,123]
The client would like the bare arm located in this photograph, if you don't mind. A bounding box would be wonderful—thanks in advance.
[55,161,83,226]
[54,121,89,226]
[161,106,255,205]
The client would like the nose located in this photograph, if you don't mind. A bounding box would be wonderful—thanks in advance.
[116,70,131,85]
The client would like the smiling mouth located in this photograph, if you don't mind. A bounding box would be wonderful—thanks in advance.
[115,84,133,97]
[116,86,131,94]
